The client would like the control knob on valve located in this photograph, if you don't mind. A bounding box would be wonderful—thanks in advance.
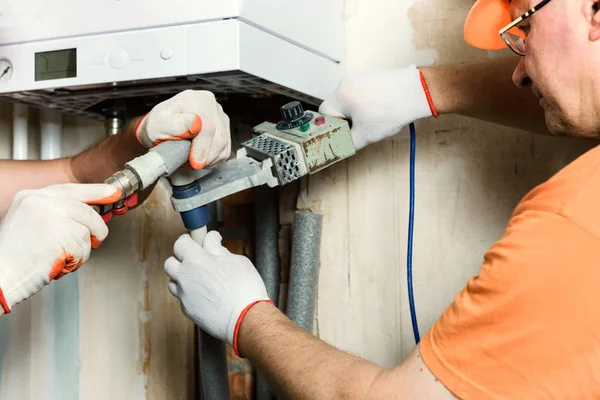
[276,101,313,130]
[281,101,304,121]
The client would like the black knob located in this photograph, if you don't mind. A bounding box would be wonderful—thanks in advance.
[280,101,304,122]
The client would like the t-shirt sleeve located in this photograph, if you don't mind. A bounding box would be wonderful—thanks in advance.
[420,209,600,400]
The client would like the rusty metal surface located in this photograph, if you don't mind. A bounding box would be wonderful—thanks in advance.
[254,116,354,176]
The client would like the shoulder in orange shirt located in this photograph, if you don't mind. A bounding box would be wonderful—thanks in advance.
[420,144,600,399]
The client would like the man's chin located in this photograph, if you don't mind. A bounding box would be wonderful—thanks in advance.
[545,110,599,138]
[544,108,574,137]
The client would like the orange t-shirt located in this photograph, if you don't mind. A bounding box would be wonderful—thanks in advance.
[420,144,600,399]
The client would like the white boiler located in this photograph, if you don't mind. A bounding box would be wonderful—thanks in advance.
[0,0,343,119]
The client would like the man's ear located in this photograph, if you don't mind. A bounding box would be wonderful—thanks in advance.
[590,1,600,41]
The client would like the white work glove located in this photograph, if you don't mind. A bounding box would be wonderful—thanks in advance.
[165,231,271,356]
[135,90,232,170]
[319,64,438,151]
[0,183,121,313]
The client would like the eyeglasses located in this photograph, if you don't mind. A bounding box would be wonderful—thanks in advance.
[499,0,552,56]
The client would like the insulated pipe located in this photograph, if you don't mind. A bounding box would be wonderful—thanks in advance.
[169,170,230,400]
[286,211,323,333]
[40,109,62,160]
[197,330,229,400]
[254,186,280,400]
[12,103,28,160]
[254,186,281,305]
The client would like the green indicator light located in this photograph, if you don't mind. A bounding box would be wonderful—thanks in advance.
[300,123,310,132]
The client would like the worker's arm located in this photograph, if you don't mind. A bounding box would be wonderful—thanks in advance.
[0,116,145,216]
[320,56,548,151]
[421,56,546,134]
[165,232,457,399]
[0,90,231,217]
[239,301,455,399]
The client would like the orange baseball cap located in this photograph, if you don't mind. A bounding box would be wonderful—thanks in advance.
[464,0,513,50]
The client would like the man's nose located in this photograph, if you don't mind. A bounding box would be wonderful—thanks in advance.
[512,58,532,88]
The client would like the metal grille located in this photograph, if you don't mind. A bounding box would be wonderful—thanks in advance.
[245,135,291,156]
[276,148,301,184]
[0,71,321,121]
[243,135,302,185]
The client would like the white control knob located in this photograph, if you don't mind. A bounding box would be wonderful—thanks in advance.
[108,47,129,70]
[160,47,173,60]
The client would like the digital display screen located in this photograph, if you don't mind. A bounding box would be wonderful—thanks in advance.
[35,48,77,81]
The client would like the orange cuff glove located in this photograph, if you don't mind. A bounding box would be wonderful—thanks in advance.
[135,90,232,170]
[319,64,438,151]
[164,231,271,357]
[0,183,121,313]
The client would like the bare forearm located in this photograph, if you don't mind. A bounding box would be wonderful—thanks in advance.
[0,158,76,214]
[239,302,383,399]
[0,117,145,215]
[420,56,549,134]
[69,116,145,183]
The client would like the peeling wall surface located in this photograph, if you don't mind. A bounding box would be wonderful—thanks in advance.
[0,111,194,400]
[302,0,597,367]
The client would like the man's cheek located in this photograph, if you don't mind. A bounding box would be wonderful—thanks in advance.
[525,44,546,85]
[523,56,538,85]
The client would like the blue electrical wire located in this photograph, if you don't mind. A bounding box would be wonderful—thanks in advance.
[407,122,420,344]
